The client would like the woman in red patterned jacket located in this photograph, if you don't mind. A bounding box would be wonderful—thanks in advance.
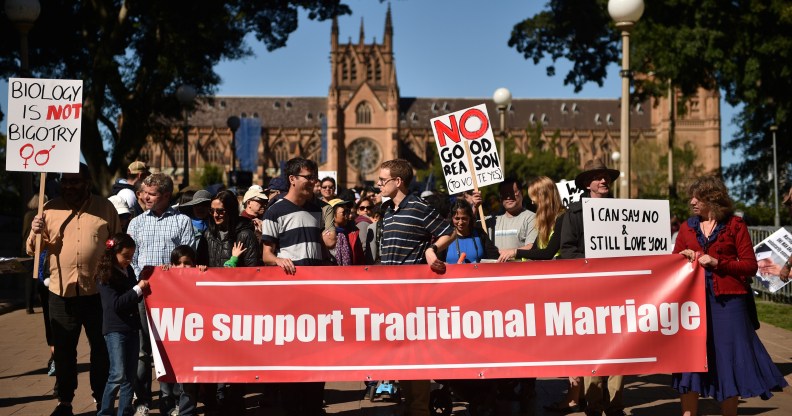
[673,175,787,416]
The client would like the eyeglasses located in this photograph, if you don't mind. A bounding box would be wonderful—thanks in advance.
[377,177,397,186]
[293,174,319,181]
[500,191,520,200]
[209,208,226,215]
[358,205,372,211]
[321,185,335,190]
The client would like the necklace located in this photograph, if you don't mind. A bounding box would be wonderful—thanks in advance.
[701,218,717,239]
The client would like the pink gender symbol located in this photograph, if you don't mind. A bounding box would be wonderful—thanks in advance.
[35,145,56,166]
[19,144,34,168]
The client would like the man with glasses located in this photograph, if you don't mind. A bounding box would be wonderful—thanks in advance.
[127,173,194,415]
[377,159,455,416]
[261,157,328,416]
[27,163,119,416]
[319,176,337,203]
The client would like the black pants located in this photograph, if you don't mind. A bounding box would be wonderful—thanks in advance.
[48,293,109,403]
[281,382,325,416]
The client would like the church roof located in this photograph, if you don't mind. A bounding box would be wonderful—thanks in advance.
[191,96,651,132]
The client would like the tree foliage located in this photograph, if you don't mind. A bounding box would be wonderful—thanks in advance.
[508,0,792,202]
[1,0,350,192]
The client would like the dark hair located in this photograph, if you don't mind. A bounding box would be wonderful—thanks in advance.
[95,233,136,284]
[321,177,336,187]
[448,199,475,230]
[423,192,450,218]
[170,245,197,265]
[208,190,240,235]
[499,177,523,194]
[285,157,318,177]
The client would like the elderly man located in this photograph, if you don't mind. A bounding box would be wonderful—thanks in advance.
[127,173,194,415]
[27,163,121,416]
[559,158,624,416]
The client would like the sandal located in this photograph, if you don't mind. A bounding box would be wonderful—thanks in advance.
[543,401,582,414]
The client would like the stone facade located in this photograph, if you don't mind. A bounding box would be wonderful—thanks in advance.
[140,8,720,191]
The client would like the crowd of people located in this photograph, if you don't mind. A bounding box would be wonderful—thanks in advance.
[22,157,789,416]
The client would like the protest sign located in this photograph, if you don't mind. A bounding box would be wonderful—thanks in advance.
[754,228,792,293]
[146,255,705,383]
[556,179,583,208]
[583,198,672,258]
[430,104,503,194]
[5,78,83,173]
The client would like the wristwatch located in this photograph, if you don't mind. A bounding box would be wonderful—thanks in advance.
[429,244,438,253]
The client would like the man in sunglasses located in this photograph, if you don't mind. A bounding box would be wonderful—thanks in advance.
[261,157,329,416]
[127,173,194,416]
[488,177,538,262]
[319,176,337,203]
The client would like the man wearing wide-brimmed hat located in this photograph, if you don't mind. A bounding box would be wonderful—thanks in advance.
[559,158,624,416]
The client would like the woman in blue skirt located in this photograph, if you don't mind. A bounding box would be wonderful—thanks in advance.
[674,176,787,416]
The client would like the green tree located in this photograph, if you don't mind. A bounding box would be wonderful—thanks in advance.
[1,0,350,193]
[507,0,792,202]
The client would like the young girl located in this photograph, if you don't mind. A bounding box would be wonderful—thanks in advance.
[160,245,204,416]
[97,233,149,416]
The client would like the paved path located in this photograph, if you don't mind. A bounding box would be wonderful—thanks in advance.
[1,306,791,415]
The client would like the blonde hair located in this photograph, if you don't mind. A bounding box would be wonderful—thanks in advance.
[27,194,48,211]
[527,176,565,246]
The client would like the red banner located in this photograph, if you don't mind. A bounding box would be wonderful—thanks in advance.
[145,254,706,383]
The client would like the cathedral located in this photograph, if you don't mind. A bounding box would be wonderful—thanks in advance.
[140,8,721,191]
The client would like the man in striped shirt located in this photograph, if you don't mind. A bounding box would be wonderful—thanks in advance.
[261,157,327,416]
[377,159,455,416]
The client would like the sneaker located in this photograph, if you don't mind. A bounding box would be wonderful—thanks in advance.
[135,404,150,415]
[47,359,56,376]
[50,404,74,416]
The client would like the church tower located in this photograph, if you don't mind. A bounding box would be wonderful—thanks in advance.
[326,5,400,187]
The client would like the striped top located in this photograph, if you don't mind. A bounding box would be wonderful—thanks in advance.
[261,198,326,266]
[380,194,453,265]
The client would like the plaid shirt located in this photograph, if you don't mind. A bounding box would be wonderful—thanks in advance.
[128,206,194,277]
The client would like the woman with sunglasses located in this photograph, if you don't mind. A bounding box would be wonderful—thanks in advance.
[198,190,260,268]
[354,199,378,264]
[438,199,498,264]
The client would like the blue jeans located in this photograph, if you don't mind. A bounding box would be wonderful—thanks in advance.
[98,331,139,416]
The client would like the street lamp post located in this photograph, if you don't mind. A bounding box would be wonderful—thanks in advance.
[771,125,780,227]
[227,116,241,186]
[611,151,621,196]
[492,88,512,166]
[6,0,41,209]
[608,0,644,199]
[176,84,197,189]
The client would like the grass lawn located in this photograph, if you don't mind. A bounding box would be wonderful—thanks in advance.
[756,300,792,331]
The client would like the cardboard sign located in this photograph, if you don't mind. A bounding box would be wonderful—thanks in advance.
[430,104,503,193]
[5,78,83,173]
[556,179,583,208]
[146,255,706,383]
[754,228,792,293]
[583,198,672,258]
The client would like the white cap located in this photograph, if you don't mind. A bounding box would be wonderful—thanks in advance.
[108,195,131,215]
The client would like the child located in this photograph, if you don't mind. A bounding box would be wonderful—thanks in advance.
[97,233,150,416]
[159,245,204,416]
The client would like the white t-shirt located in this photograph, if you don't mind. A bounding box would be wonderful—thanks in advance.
[492,209,537,250]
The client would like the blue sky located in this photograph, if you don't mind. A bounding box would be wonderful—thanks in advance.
[3,0,739,167]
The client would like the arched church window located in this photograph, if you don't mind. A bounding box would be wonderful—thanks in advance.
[350,59,357,81]
[375,59,382,81]
[367,57,374,80]
[342,60,349,81]
[272,140,289,165]
[356,102,372,125]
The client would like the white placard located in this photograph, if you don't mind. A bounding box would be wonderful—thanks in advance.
[583,198,672,258]
[318,170,337,183]
[753,228,792,293]
[5,78,83,173]
[556,179,584,208]
[430,103,503,194]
